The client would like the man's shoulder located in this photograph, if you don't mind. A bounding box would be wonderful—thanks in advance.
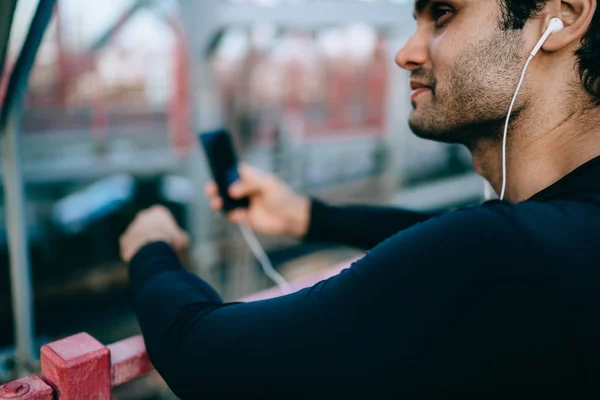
[435,198,600,254]
[450,198,596,225]
[476,198,599,233]
[373,201,526,257]
[362,201,538,273]
[402,199,586,249]
[374,198,598,258]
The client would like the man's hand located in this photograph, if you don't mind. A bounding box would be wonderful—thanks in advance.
[204,163,311,238]
[119,205,190,263]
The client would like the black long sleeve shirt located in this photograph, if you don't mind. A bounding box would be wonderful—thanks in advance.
[129,156,600,397]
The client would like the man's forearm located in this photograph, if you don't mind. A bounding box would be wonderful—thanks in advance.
[303,199,441,250]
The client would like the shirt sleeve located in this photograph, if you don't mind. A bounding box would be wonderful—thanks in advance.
[129,202,577,397]
[303,199,440,250]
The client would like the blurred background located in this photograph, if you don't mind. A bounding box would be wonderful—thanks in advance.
[0,0,483,397]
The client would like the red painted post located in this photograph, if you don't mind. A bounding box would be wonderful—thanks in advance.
[325,59,353,132]
[107,335,153,387]
[167,19,192,156]
[40,332,111,399]
[0,375,53,400]
[365,35,388,129]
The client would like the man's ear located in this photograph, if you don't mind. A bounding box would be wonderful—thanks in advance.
[542,0,596,52]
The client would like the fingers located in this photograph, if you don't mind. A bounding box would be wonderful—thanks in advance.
[134,205,181,236]
[172,230,190,252]
[120,204,192,262]
[205,183,248,213]
[148,205,190,250]
[230,163,271,199]
[227,208,248,224]
[205,182,224,212]
[205,164,272,201]
[210,197,223,212]
[208,196,246,223]
[204,182,218,197]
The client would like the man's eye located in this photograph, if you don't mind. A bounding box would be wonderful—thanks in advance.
[432,5,454,27]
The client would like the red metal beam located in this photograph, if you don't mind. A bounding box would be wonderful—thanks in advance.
[41,333,111,399]
[0,375,52,399]
[108,335,153,387]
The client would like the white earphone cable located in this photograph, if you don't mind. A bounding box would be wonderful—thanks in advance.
[238,222,292,295]
[500,54,534,201]
[500,18,563,201]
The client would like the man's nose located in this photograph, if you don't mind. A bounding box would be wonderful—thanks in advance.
[395,32,428,72]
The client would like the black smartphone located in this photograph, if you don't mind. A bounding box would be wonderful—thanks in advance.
[199,129,250,212]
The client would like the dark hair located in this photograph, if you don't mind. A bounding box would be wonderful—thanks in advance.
[500,0,600,105]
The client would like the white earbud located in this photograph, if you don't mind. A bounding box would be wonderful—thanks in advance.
[531,18,564,57]
[499,18,564,201]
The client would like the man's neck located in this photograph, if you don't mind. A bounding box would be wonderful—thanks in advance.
[470,103,600,202]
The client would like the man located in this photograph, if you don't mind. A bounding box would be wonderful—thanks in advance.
[120,0,600,396]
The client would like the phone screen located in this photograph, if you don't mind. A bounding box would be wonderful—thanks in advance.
[199,129,250,212]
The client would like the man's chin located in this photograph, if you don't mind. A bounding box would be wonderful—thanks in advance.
[408,114,437,140]
[408,116,458,144]
[409,123,438,141]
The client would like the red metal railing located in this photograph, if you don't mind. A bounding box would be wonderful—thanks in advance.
[0,259,354,399]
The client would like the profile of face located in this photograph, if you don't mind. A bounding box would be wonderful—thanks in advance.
[396,0,531,145]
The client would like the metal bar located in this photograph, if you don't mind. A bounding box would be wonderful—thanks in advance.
[108,335,153,387]
[89,0,150,52]
[0,0,56,129]
[0,0,56,374]
[2,103,35,373]
[0,0,18,80]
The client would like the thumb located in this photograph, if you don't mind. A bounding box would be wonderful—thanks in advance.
[230,163,268,198]
[173,231,190,252]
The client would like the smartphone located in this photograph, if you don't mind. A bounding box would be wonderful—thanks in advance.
[199,129,250,212]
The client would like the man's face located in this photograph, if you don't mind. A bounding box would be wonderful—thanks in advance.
[397,0,529,145]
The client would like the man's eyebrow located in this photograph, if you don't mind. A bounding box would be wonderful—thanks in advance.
[413,0,430,18]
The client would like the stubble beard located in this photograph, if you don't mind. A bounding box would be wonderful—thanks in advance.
[408,28,528,148]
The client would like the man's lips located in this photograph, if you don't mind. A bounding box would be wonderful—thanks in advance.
[410,81,433,101]
[410,81,432,91]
